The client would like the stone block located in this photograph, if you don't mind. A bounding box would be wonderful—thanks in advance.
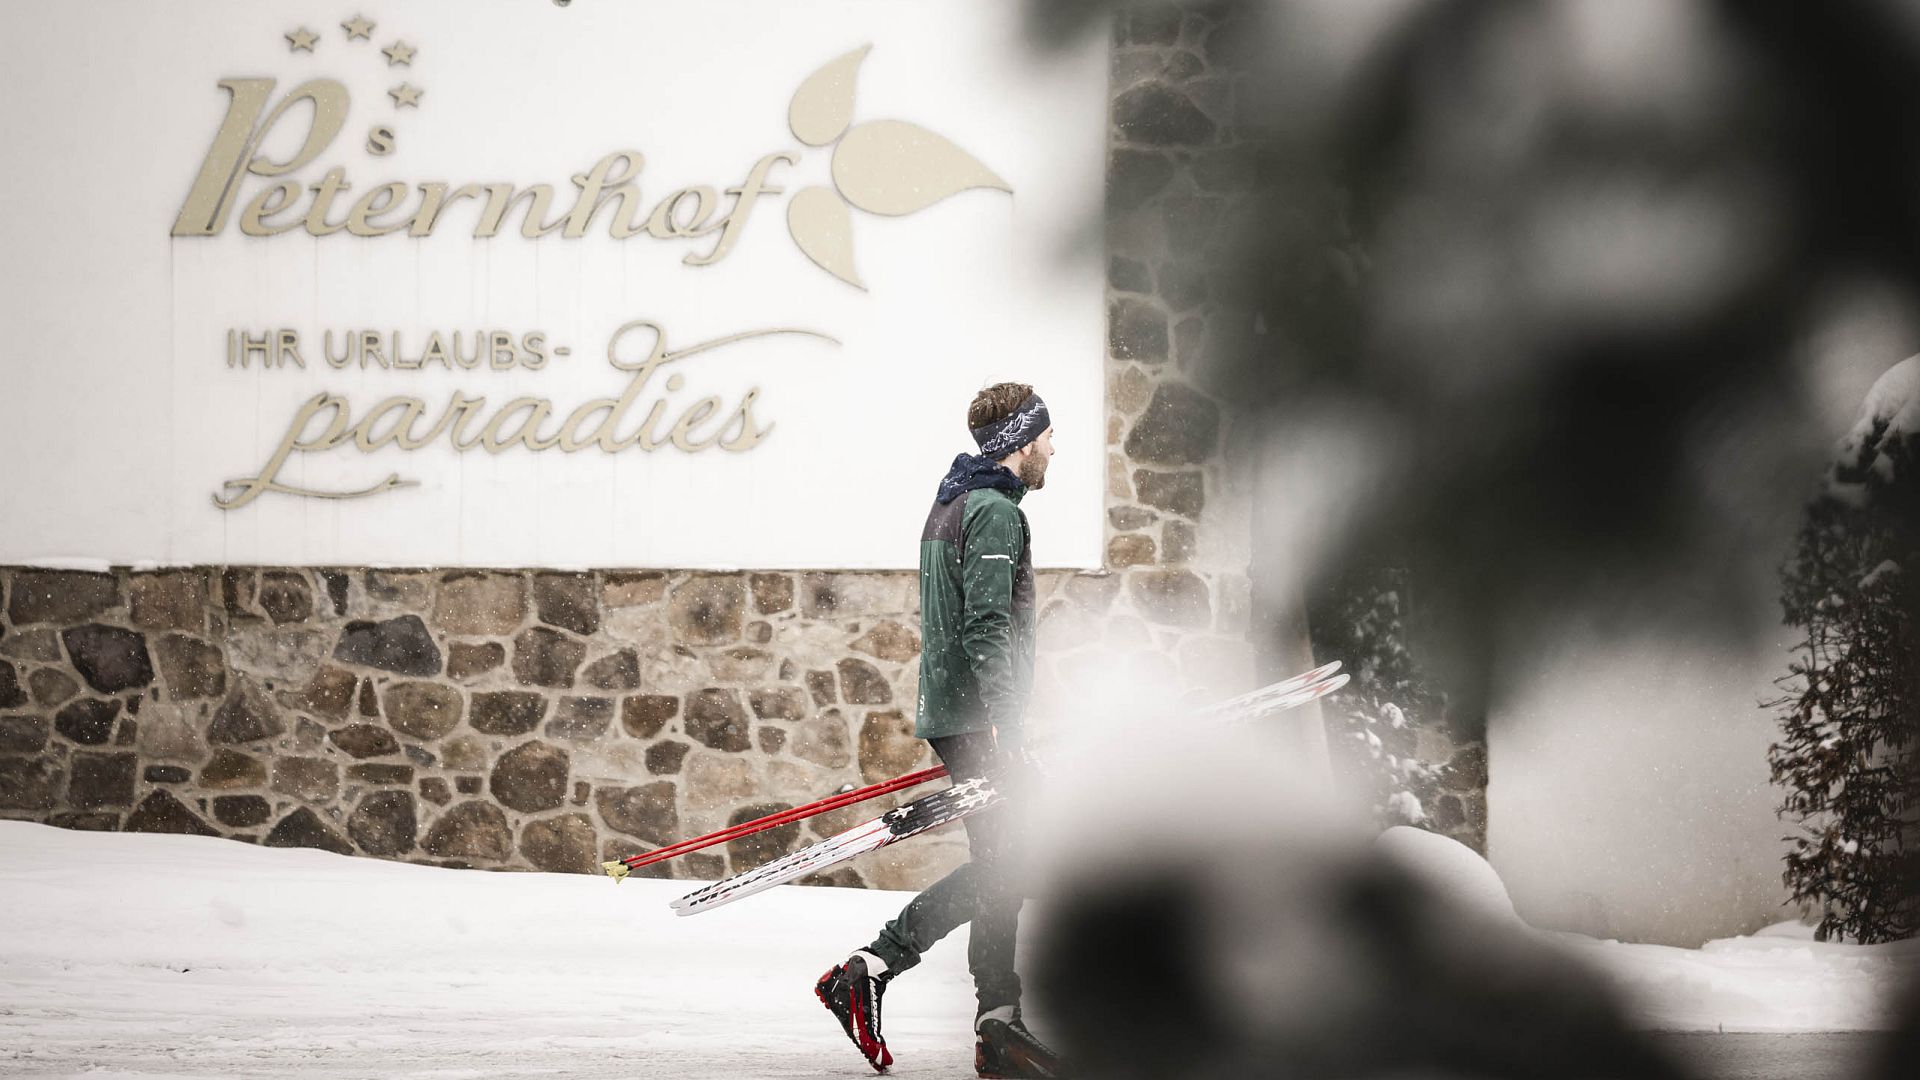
[68,752,138,809]
[418,777,451,806]
[258,571,314,625]
[837,659,891,706]
[858,710,922,783]
[668,575,746,644]
[1114,82,1216,146]
[805,670,837,706]
[62,625,153,693]
[0,757,61,810]
[433,571,527,636]
[548,696,615,741]
[23,664,76,707]
[748,687,810,721]
[596,781,679,845]
[126,571,207,632]
[329,723,400,759]
[1134,469,1205,518]
[749,573,794,614]
[791,712,852,769]
[1107,148,1176,215]
[334,616,442,676]
[797,573,911,618]
[199,749,266,789]
[685,689,751,752]
[265,807,353,855]
[521,813,598,874]
[54,698,120,745]
[1109,297,1169,363]
[1162,520,1197,563]
[684,753,756,804]
[621,694,678,738]
[471,690,548,736]
[287,666,356,721]
[603,572,667,608]
[383,681,463,740]
[320,571,349,616]
[1107,534,1158,568]
[582,649,641,691]
[155,634,226,700]
[422,801,511,860]
[208,678,285,744]
[491,740,569,812]
[7,571,120,625]
[447,641,506,680]
[646,741,691,775]
[229,627,330,683]
[348,790,417,855]
[271,757,340,803]
[0,715,48,753]
[1,628,62,662]
[212,794,271,827]
[851,620,919,663]
[124,790,217,835]
[1125,384,1220,466]
[533,572,600,635]
[135,703,204,761]
[512,627,586,688]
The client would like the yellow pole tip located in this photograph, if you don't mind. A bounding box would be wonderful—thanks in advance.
[601,860,630,883]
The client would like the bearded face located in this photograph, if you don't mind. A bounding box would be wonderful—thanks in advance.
[1016,450,1048,489]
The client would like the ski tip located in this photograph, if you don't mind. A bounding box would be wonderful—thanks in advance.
[601,860,631,884]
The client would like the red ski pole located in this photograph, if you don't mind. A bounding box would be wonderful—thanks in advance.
[601,764,949,882]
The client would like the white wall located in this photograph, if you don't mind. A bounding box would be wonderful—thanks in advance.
[0,0,1107,570]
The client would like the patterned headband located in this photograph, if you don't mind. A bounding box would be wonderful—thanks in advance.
[971,393,1050,458]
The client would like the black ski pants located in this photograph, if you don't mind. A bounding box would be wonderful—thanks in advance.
[864,730,1021,1016]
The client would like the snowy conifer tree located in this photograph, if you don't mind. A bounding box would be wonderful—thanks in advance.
[1768,356,1920,943]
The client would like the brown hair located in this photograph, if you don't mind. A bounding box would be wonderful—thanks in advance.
[968,382,1034,431]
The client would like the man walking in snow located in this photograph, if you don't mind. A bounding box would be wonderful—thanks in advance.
[816,383,1070,1078]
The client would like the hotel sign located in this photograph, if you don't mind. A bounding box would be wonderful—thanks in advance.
[0,1,1106,569]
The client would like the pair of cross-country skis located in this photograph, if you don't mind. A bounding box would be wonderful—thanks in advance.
[600,661,1348,915]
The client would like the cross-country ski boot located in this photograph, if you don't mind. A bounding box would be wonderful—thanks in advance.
[816,951,894,1071]
[974,1007,1071,1078]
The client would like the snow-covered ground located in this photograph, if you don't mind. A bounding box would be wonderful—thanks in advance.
[1,821,1913,1078]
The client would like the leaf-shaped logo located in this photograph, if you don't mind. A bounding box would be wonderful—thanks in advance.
[830,120,1011,217]
[789,45,869,147]
[786,186,863,289]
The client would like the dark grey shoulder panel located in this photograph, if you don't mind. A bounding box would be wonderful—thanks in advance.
[1013,509,1036,611]
[921,492,967,543]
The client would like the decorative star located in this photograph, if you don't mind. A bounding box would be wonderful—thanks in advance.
[382,40,416,66]
[389,82,424,108]
[285,27,318,52]
[342,15,375,41]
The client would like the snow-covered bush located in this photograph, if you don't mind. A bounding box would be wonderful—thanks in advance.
[1768,357,1920,943]
[1309,560,1456,836]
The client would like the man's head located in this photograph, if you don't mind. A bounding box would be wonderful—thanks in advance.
[969,382,1056,490]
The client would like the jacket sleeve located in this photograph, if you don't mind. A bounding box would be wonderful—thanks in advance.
[960,495,1025,733]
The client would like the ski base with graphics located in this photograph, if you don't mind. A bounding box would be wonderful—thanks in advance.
[670,665,1347,916]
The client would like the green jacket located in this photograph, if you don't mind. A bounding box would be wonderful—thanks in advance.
[915,485,1037,741]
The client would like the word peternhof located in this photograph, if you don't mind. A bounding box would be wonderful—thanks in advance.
[212,320,834,511]
[174,78,787,260]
